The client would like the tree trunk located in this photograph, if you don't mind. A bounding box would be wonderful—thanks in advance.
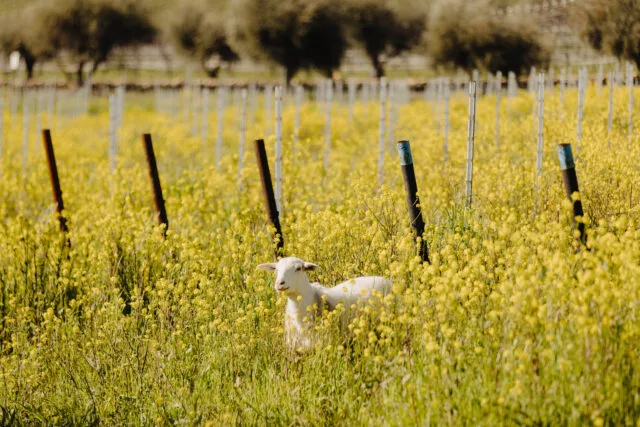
[76,61,85,87]
[17,45,36,81]
[371,55,385,79]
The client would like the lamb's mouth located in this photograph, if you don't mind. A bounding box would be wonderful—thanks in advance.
[276,286,289,292]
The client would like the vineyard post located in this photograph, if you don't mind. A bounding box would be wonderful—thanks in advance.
[42,129,70,238]
[35,89,41,145]
[465,81,477,210]
[615,62,621,87]
[627,63,634,148]
[560,68,566,108]
[577,68,585,153]
[47,84,55,129]
[397,140,430,264]
[201,86,210,152]
[255,139,284,255]
[142,133,168,237]
[548,69,554,94]
[0,90,3,171]
[557,143,586,245]
[535,73,545,216]
[388,83,396,153]
[109,94,117,173]
[443,79,450,162]
[264,84,273,136]
[248,83,256,124]
[597,63,603,96]
[216,86,225,170]
[22,90,29,174]
[608,71,614,144]
[274,85,283,213]
[378,78,387,184]
[238,88,248,186]
[324,80,333,169]
[294,84,302,161]
[191,83,200,136]
[495,71,502,147]
[348,78,355,122]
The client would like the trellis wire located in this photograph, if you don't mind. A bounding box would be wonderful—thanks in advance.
[465,81,477,210]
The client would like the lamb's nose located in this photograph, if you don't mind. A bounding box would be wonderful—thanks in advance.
[277,279,286,286]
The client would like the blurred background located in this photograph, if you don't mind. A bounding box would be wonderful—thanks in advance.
[0,0,627,85]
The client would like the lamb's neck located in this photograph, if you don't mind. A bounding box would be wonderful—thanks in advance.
[286,281,322,322]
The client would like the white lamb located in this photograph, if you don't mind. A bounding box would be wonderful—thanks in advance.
[257,256,392,351]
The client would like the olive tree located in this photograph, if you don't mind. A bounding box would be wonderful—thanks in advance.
[427,0,549,75]
[573,0,640,69]
[231,0,347,84]
[171,0,239,78]
[344,0,427,78]
[40,0,157,86]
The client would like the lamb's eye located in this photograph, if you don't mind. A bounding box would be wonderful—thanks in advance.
[295,266,302,272]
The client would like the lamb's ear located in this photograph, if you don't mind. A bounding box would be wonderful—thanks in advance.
[302,262,320,271]
[257,263,277,271]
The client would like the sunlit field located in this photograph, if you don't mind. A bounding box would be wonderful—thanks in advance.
[0,83,639,424]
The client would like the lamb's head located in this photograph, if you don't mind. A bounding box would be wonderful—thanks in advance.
[257,257,319,294]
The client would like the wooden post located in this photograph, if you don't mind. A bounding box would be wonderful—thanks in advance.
[495,71,501,147]
[216,86,225,170]
[274,85,283,213]
[608,71,614,142]
[558,143,586,245]
[443,80,450,162]
[238,88,247,185]
[142,133,168,237]
[42,129,69,236]
[397,140,429,263]
[255,139,284,255]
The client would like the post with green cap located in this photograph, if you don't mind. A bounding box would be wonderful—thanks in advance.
[397,140,430,263]
[557,143,586,245]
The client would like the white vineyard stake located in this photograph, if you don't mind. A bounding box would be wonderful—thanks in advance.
[378,78,387,184]
[465,81,477,210]
[274,85,283,213]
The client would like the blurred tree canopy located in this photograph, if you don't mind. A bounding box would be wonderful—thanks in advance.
[39,0,157,85]
[345,0,427,78]
[170,0,239,78]
[230,0,347,84]
[573,0,640,69]
[0,4,55,80]
[428,0,549,75]
[0,0,555,82]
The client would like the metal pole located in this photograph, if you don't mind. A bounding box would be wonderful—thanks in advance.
[465,81,477,209]
[558,143,586,245]
[397,140,429,263]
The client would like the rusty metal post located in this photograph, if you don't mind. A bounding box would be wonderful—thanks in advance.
[254,139,284,255]
[142,133,168,236]
[557,143,586,245]
[397,140,430,263]
[42,129,69,237]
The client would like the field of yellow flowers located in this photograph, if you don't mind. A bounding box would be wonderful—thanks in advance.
[0,83,639,425]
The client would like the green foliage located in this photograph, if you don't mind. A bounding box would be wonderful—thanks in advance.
[427,0,549,75]
[39,0,158,85]
[573,0,640,68]
[170,0,239,78]
[345,0,427,78]
[231,0,348,83]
